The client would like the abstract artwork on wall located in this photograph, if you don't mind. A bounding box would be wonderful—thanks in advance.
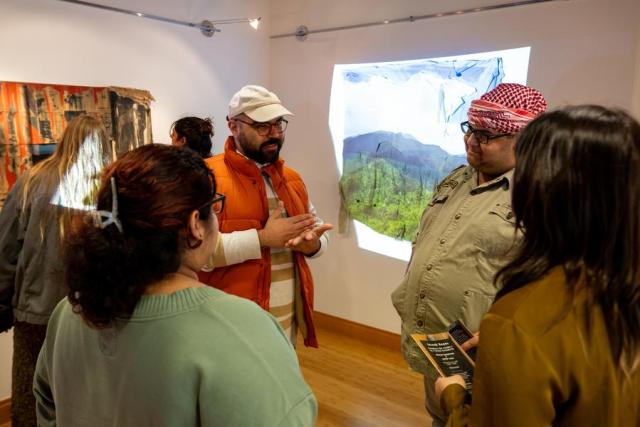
[0,81,154,206]
[329,47,530,261]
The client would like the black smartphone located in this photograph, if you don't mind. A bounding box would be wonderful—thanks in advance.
[448,320,477,361]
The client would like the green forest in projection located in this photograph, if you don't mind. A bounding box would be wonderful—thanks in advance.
[341,158,431,240]
[340,131,466,241]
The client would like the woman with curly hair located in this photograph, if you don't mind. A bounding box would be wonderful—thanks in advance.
[34,144,316,426]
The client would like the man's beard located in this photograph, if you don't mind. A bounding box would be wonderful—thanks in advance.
[237,134,283,164]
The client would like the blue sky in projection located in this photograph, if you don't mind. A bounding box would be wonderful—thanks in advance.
[341,57,504,155]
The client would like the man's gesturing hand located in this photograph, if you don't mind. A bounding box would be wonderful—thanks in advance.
[257,202,317,248]
[285,223,333,256]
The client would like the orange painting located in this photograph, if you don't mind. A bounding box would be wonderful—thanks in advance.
[0,81,153,206]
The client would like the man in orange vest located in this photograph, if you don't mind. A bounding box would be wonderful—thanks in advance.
[200,85,332,347]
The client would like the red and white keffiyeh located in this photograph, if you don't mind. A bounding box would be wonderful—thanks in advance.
[467,83,547,134]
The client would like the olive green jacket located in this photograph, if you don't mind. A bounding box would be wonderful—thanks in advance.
[392,165,519,378]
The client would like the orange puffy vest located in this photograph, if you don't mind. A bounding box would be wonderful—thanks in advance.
[199,136,318,347]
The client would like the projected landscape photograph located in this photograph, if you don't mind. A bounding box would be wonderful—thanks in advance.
[340,131,466,240]
[330,47,530,260]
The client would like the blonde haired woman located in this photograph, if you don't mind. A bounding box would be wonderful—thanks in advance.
[0,114,111,426]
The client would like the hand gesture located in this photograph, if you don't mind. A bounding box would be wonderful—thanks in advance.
[258,202,317,248]
[285,223,333,256]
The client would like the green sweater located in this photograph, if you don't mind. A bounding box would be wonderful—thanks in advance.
[34,286,317,426]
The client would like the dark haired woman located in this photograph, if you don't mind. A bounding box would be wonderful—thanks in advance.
[33,145,317,426]
[436,105,640,426]
[170,116,214,158]
[0,114,111,426]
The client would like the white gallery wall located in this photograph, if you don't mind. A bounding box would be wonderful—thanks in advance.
[0,0,270,401]
[0,0,270,150]
[633,25,640,115]
[269,0,640,334]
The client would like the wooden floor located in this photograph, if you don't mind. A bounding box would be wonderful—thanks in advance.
[296,327,429,427]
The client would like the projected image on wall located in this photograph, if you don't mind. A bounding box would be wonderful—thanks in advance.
[330,47,531,261]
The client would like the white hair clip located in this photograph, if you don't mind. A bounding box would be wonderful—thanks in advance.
[95,177,123,233]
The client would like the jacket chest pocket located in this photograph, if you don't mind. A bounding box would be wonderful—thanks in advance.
[428,193,450,207]
[489,203,515,224]
[417,190,452,237]
[474,203,519,258]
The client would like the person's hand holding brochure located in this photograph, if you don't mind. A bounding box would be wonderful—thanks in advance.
[411,320,476,394]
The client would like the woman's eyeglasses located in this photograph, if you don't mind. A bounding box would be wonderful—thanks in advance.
[197,192,225,217]
[211,193,225,214]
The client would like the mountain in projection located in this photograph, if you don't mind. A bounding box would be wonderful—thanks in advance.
[340,131,466,241]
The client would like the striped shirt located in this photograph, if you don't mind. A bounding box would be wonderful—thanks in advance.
[264,187,297,344]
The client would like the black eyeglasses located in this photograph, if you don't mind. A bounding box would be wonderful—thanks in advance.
[211,192,225,214]
[233,118,288,136]
[460,121,514,145]
[198,192,225,215]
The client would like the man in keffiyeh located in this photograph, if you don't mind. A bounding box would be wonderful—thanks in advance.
[465,83,547,184]
[392,83,547,427]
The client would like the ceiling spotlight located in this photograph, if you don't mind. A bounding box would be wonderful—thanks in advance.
[56,0,260,38]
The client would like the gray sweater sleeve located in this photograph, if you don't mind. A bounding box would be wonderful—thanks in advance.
[0,178,24,331]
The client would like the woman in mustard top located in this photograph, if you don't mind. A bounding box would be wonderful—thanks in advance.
[437,105,640,426]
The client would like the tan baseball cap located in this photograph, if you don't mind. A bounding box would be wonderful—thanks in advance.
[228,85,294,122]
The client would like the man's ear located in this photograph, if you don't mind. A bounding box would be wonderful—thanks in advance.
[188,210,205,241]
